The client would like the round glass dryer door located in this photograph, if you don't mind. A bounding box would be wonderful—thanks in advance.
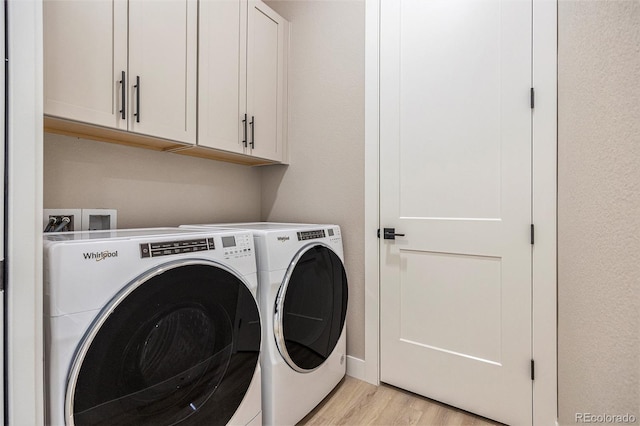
[275,244,348,372]
[66,261,261,426]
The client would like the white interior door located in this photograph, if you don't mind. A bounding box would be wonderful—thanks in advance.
[379,0,533,424]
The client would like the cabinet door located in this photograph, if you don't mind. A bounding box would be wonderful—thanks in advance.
[247,0,286,162]
[128,0,197,144]
[198,0,247,154]
[44,0,127,130]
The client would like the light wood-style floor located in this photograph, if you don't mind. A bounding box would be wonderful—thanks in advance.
[298,376,503,426]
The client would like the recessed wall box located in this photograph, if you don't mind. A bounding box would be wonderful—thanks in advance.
[81,209,117,231]
[43,209,82,232]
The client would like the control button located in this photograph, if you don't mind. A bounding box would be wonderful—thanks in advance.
[140,244,151,258]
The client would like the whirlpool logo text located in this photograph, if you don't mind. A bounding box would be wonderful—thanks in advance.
[82,250,118,262]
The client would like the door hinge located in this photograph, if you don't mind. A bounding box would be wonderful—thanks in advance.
[531,359,535,380]
[530,88,535,109]
[377,228,380,238]
[530,224,535,245]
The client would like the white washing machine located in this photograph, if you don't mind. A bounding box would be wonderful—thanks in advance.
[43,228,262,426]
[181,223,348,425]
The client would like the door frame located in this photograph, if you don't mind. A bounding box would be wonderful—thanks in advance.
[362,0,558,424]
[5,1,45,424]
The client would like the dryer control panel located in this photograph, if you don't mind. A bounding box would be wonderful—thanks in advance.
[297,229,326,241]
[297,227,341,243]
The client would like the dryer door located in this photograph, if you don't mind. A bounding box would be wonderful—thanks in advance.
[274,244,348,372]
[66,261,261,426]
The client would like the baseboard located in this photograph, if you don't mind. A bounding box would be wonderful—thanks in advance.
[346,355,366,381]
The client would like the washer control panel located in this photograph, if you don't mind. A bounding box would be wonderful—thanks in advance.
[221,233,253,259]
[140,238,214,258]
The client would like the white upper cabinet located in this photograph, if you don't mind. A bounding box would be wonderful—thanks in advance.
[198,0,247,154]
[128,0,197,143]
[44,0,285,164]
[199,0,287,162]
[44,0,197,144]
[246,0,286,162]
[44,0,127,130]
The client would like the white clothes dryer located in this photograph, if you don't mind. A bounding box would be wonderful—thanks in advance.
[181,223,348,426]
[43,228,262,426]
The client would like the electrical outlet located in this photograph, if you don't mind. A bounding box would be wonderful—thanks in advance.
[81,209,117,231]
[43,209,82,232]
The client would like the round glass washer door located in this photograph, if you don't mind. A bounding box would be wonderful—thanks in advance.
[274,244,348,372]
[66,260,261,426]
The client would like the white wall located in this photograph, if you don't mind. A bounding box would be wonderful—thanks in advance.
[558,0,640,423]
[262,0,366,359]
[44,133,262,227]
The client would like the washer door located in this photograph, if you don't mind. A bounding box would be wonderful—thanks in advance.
[67,261,260,426]
[274,244,348,372]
